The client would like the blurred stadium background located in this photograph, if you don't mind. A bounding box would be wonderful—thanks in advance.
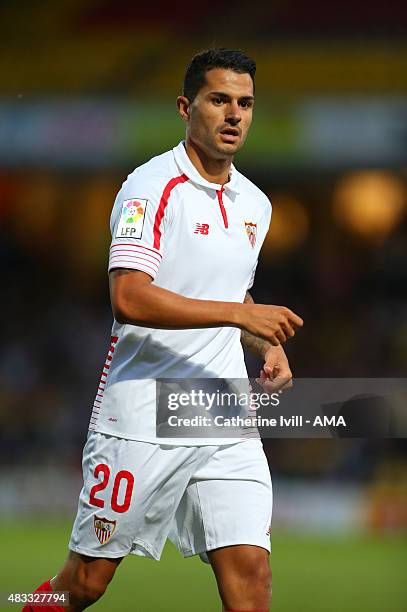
[0,1,406,610]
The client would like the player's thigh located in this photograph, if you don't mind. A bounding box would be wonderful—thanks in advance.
[173,440,272,558]
[201,442,272,553]
[69,432,212,559]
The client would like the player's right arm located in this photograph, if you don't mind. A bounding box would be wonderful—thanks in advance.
[109,269,302,346]
[108,171,302,346]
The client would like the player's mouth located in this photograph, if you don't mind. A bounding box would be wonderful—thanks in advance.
[219,127,241,143]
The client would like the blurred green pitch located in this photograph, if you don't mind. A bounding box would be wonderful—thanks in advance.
[1,520,406,611]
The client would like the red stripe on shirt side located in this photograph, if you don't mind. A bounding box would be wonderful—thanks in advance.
[91,336,118,428]
[153,174,189,250]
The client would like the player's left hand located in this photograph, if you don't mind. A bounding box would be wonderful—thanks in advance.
[255,345,293,393]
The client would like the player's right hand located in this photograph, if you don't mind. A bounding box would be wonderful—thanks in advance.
[239,304,303,345]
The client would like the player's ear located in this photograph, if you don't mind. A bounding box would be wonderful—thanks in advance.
[176,96,190,122]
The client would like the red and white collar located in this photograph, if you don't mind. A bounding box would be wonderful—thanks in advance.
[172,141,240,195]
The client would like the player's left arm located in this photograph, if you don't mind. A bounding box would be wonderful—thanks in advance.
[241,291,293,392]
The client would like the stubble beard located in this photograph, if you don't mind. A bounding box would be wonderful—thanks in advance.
[210,133,242,159]
[189,127,242,162]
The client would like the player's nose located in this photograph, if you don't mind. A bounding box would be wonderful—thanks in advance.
[225,101,241,124]
[225,112,241,125]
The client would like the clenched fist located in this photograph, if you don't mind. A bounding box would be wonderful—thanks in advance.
[238,303,303,345]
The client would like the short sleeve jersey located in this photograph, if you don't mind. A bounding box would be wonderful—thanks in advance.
[89,141,272,445]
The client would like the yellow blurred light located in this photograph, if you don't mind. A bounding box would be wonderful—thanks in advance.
[263,194,309,255]
[13,173,59,239]
[64,177,117,273]
[333,171,407,243]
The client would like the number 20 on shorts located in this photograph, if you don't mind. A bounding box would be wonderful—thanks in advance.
[89,463,134,513]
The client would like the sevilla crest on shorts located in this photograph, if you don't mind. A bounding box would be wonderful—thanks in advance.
[245,222,257,248]
[94,516,116,545]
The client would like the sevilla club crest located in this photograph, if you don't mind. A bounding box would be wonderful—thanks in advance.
[245,222,257,248]
[94,515,116,545]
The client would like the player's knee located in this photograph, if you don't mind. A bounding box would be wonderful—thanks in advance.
[239,554,271,597]
[69,575,108,606]
[219,554,271,609]
[250,559,271,593]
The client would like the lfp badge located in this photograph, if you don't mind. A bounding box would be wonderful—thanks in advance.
[245,221,257,248]
[116,198,147,239]
[94,516,116,545]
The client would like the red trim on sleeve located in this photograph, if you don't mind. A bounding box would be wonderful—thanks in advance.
[110,244,162,263]
[153,174,189,249]
[108,259,158,277]
[109,253,160,270]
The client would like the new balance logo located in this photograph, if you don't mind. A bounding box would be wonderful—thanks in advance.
[194,223,210,235]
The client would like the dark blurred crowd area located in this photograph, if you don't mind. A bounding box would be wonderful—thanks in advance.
[0,0,406,501]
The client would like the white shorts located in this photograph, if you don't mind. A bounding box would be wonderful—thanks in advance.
[69,432,272,562]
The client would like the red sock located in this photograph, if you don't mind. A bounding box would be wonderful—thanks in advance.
[21,578,66,611]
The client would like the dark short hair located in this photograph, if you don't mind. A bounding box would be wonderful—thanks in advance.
[183,48,256,102]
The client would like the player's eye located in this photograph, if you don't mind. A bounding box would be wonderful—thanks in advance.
[212,97,224,105]
[240,100,253,108]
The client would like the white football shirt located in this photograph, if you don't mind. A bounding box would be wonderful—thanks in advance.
[89,141,272,444]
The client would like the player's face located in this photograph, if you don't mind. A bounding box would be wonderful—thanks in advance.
[183,68,254,159]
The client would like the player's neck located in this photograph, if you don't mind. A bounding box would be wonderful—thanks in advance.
[185,139,232,186]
